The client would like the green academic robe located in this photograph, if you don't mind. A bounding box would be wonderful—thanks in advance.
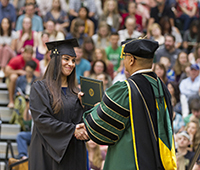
[83,72,177,170]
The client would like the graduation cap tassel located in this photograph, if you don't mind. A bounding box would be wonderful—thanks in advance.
[53,49,59,80]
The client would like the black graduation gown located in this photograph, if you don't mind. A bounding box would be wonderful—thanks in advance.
[29,80,87,170]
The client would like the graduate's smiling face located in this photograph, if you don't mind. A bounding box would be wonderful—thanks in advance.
[61,55,76,77]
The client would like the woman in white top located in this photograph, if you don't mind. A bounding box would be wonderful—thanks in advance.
[0,18,18,77]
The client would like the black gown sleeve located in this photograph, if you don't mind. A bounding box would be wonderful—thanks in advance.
[30,81,76,163]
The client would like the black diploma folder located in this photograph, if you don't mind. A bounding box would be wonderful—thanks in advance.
[80,76,103,107]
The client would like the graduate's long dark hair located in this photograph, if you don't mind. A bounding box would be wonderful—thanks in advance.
[43,55,78,114]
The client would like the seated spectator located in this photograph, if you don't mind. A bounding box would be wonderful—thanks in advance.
[184,98,200,125]
[92,21,111,49]
[188,43,200,66]
[99,0,121,32]
[148,23,165,46]
[185,119,200,151]
[43,0,69,33]
[96,73,109,92]
[153,63,168,85]
[39,50,51,76]
[147,0,174,36]
[105,32,123,76]
[176,0,198,31]
[16,16,38,54]
[44,20,65,41]
[9,60,37,130]
[178,62,191,84]
[70,7,94,37]
[82,37,95,62]
[93,48,114,79]
[5,45,40,108]
[154,34,181,69]
[179,64,200,117]
[182,20,199,54]
[173,111,185,134]
[118,16,142,43]
[86,140,106,170]
[89,60,112,88]
[34,31,49,61]
[159,16,182,49]
[66,18,88,46]
[176,131,195,169]
[167,81,180,108]
[16,107,32,160]
[160,56,175,82]
[0,0,16,29]
[15,2,43,32]
[120,2,143,32]
[74,47,91,85]
[0,18,18,78]
[174,51,189,82]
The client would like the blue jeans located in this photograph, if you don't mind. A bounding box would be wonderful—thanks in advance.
[16,131,31,158]
[179,14,197,31]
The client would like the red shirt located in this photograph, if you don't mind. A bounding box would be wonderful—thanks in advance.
[8,55,40,72]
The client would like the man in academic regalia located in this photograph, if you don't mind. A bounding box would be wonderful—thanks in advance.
[82,39,177,170]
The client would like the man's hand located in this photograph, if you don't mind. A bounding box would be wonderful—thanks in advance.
[74,123,89,140]
[78,92,84,107]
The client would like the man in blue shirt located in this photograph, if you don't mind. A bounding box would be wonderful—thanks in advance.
[15,3,43,32]
[75,47,91,84]
[0,0,16,29]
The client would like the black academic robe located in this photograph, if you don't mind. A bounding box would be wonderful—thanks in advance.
[29,80,87,170]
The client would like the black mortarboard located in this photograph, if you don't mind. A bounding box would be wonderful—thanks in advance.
[45,38,79,80]
[120,39,159,59]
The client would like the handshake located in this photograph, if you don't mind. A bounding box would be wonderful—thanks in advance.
[74,123,89,140]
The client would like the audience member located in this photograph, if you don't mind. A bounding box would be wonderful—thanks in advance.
[159,16,182,49]
[173,111,185,134]
[179,64,200,117]
[154,34,181,68]
[44,20,65,41]
[89,59,112,88]
[185,119,200,151]
[96,72,109,92]
[176,131,195,169]
[167,81,180,108]
[176,0,198,31]
[182,20,199,54]
[74,47,91,84]
[188,43,200,66]
[39,50,51,76]
[99,0,121,32]
[93,48,114,79]
[148,23,165,46]
[92,21,111,49]
[43,0,69,33]
[0,18,18,78]
[34,31,49,61]
[0,0,16,29]
[160,56,175,82]
[66,18,88,46]
[153,63,168,84]
[5,45,40,108]
[86,140,106,170]
[174,51,189,82]
[70,7,94,37]
[147,0,174,36]
[15,2,43,32]
[120,2,143,31]
[9,60,37,130]
[118,16,142,43]
[16,16,38,54]
[105,32,123,74]
[184,98,200,125]
[82,37,95,62]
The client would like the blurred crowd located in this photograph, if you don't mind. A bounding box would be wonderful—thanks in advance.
[1,0,200,169]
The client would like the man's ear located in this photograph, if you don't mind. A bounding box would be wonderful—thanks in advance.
[129,56,135,66]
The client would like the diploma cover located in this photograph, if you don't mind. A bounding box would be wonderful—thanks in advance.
[80,76,103,107]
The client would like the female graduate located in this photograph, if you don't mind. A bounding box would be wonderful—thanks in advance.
[29,38,88,170]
